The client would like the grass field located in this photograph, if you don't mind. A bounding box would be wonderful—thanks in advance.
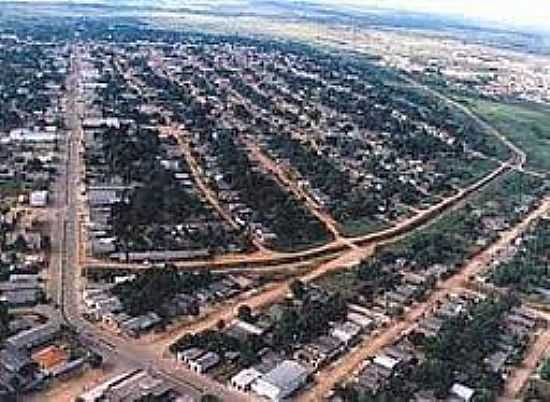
[458,98,550,173]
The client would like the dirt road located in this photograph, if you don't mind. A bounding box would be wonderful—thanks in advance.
[500,329,550,400]
[245,140,349,244]
[297,198,550,402]
[167,125,271,253]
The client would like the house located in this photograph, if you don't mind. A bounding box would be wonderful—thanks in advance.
[75,369,183,402]
[484,350,510,374]
[29,191,48,207]
[102,312,132,331]
[5,323,60,351]
[230,367,262,392]
[347,312,375,330]
[449,383,475,402]
[297,335,343,369]
[330,321,362,347]
[0,347,44,393]
[189,351,220,374]
[177,347,205,365]
[251,360,310,401]
[373,354,400,372]
[120,312,162,337]
[356,362,393,394]
[163,293,198,318]
[229,319,266,337]
[0,347,34,375]
[31,345,69,372]
[49,357,87,378]
[0,289,42,307]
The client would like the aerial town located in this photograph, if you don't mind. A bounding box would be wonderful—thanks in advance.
[0,2,549,402]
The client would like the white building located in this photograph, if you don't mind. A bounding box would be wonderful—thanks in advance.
[9,128,57,143]
[30,190,48,207]
[251,360,309,401]
[450,383,476,402]
[230,368,262,392]
[330,321,362,346]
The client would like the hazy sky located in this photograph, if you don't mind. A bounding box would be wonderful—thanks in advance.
[1,0,549,31]
[315,0,550,30]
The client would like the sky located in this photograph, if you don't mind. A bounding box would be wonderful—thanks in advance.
[1,0,549,32]
[314,0,550,31]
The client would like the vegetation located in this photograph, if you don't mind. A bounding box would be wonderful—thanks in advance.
[170,327,266,368]
[540,358,550,381]
[0,303,11,342]
[208,130,331,250]
[95,68,246,256]
[490,218,550,294]
[411,297,516,398]
[317,171,544,310]
[271,291,347,351]
[112,267,212,317]
[460,98,550,173]
[339,296,519,402]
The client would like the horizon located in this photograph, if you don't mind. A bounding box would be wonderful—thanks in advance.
[312,0,550,31]
[1,0,549,32]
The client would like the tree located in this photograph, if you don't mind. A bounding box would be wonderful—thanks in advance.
[0,303,11,341]
[289,279,306,299]
[216,319,226,331]
[88,352,103,368]
[237,304,253,323]
[13,234,28,252]
[540,358,550,381]
[200,395,220,402]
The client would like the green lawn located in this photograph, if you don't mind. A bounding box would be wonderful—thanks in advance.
[459,98,550,173]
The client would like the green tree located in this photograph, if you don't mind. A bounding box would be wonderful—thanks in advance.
[289,279,306,299]
[237,304,253,323]
[540,358,550,381]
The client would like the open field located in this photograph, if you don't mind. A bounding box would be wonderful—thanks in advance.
[456,98,550,173]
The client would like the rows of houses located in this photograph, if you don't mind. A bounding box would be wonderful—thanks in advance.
[81,49,246,262]
[189,133,280,246]
[172,284,384,401]
[0,321,95,399]
[333,294,541,402]
[83,274,251,338]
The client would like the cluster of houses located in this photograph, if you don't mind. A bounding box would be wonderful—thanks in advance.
[178,342,312,402]
[0,206,49,308]
[332,293,541,402]
[172,284,389,401]
[188,132,281,247]
[199,44,485,216]
[0,321,96,399]
[83,273,252,338]
[0,40,64,200]
[479,214,550,301]
[81,49,246,262]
